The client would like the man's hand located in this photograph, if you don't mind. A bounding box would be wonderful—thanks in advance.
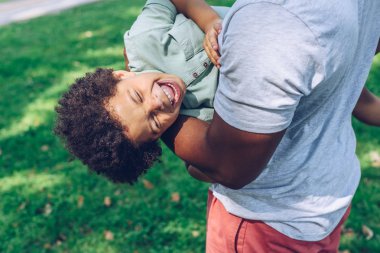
[353,87,380,126]
[203,19,222,68]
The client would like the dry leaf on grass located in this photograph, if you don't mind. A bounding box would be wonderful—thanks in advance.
[17,202,27,211]
[369,151,380,167]
[43,203,52,216]
[104,230,114,240]
[58,234,67,241]
[104,196,112,207]
[142,179,154,189]
[77,195,84,208]
[192,230,200,238]
[83,31,93,38]
[40,145,49,151]
[171,192,180,202]
[362,225,374,240]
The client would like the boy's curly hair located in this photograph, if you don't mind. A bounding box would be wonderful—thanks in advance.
[54,68,161,184]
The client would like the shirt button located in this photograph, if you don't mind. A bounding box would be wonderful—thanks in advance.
[193,72,198,78]
[203,62,208,68]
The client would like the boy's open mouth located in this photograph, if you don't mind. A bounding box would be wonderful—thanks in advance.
[156,80,182,107]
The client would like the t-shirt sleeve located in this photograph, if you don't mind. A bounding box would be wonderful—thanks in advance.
[214,3,326,133]
[124,0,177,72]
[126,0,176,37]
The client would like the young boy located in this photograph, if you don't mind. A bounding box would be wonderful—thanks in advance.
[55,0,228,184]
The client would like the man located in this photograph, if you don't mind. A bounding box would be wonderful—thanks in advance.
[161,0,380,252]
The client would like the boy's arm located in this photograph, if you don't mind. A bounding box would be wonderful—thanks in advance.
[170,0,220,34]
[170,0,222,67]
[353,87,380,127]
[123,48,130,71]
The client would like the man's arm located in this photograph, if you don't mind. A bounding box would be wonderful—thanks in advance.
[353,87,380,126]
[162,114,285,189]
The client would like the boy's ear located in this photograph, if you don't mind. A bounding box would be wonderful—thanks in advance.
[113,70,136,80]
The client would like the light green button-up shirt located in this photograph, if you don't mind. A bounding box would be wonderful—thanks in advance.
[124,0,229,121]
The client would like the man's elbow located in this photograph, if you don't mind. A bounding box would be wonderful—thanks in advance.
[218,180,246,190]
[213,172,260,190]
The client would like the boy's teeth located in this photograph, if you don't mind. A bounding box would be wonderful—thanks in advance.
[163,87,174,105]
[159,82,178,105]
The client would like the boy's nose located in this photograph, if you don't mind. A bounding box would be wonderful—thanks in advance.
[147,95,164,112]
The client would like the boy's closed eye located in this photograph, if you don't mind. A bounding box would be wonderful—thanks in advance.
[135,90,143,103]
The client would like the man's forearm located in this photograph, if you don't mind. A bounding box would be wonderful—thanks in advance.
[162,114,285,189]
[162,115,217,173]
[170,0,221,33]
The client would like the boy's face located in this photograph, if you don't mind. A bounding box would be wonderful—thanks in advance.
[106,71,186,145]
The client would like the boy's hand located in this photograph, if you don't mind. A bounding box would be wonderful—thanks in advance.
[123,47,130,71]
[203,19,222,68]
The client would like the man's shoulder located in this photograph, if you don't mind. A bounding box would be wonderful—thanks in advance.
[227,0,357,46]
[223,0,358,77]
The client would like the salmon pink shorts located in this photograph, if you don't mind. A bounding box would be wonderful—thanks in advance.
[206,191,350,253]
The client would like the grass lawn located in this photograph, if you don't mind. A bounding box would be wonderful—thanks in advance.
[0,0,379,252]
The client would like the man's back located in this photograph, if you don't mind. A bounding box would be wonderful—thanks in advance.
[212,0,380,240]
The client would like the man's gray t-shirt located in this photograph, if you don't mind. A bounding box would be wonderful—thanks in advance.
[212,0,380,241]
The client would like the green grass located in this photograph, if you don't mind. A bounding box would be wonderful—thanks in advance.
[0,0,379,252]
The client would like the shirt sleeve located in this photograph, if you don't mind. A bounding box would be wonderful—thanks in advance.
[124,0,177,72]
[214,3,326,133]
[126,0,177,37]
